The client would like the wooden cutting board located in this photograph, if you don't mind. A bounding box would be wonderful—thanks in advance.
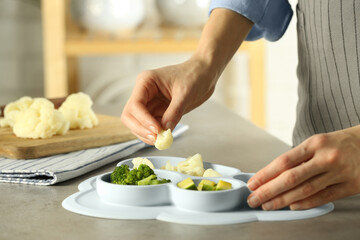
[0,114,137,160]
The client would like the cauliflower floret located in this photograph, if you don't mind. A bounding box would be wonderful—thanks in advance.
[177,153,205,177]
[160,160,178,171]
[58,92,98,129]
[132,157,155,169]
[160,154,223,177]
[12,98,70,139]
[155,129,173,150]
[203,168,222,177]
[0,96,33,128]
[1,92,97,139]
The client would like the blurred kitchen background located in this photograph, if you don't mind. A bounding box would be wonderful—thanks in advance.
[0,0,298,145]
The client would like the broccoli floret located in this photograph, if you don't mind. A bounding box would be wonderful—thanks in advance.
[124,168,143,185]
[110,163,170,185]
[110,164,155,185]
[137,164,155,178]
[110,165,130,184]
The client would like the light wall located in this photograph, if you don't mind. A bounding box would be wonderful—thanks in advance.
[0,0,43,101]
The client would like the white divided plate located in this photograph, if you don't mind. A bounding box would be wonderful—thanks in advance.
[62,156,334,225]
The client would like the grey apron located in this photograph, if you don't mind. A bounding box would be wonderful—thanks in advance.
[293,0,360,146]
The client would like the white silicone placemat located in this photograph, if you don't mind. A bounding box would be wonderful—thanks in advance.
[62,175,334,225]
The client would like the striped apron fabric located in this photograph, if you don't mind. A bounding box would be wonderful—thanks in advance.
[293,0,360,146]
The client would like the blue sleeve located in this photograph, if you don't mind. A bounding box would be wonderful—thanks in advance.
[209,0,293,41]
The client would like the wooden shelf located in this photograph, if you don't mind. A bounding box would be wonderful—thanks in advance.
[41,0,266,128]
[66,27,201,56]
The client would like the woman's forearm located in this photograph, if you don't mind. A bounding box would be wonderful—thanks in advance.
[193,8,254,80]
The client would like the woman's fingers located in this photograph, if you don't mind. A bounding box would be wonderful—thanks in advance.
[130,101,162,132]
[121,76,163,137]
[247,141,315,191]
[121,104,157,145]
[127,72,164,133]
[289,182,351,210]
[161,91,187,131]
[259,171,339,210]
[247,158,325,208]
[147,97,169,122]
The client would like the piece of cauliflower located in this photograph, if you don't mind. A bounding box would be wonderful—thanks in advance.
[155,129,173,150]
[132,157,155,169]
[58,92,98,129]
[0,96,33,128]
[12,98,70,139]
[160,160,178,171]
[203,168,222,177]
[177,153,205,177]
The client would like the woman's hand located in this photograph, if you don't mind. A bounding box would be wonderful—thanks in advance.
[247,126,360,210]
[121,57,218,145]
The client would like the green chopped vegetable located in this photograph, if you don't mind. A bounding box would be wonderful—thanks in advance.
[149,178,171,185]
[110,164,170,185]
[137,174,157,185]
[110,165,130,185]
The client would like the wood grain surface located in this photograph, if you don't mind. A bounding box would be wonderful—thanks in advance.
[0,114,136,159]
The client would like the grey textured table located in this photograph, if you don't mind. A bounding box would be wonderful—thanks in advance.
[1,101,359,240]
